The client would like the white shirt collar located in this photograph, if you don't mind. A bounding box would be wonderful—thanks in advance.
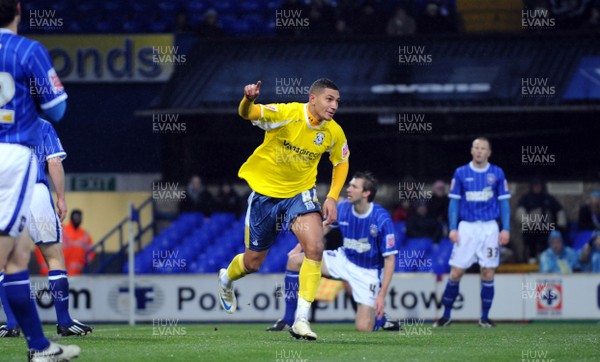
[469,161,490,173]
[352,202,374,219]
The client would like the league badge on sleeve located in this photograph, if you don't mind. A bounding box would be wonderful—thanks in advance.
[386,234,395,248]
[48,68,64,94]
[342,141,349,159]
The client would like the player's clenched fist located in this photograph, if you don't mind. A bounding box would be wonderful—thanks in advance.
[244,80,261,101]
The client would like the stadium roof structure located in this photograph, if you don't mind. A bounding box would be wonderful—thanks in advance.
[140,32,600,116]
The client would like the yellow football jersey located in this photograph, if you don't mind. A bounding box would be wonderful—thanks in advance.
[238,102,349,198]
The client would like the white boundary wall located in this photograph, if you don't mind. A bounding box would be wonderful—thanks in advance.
[6,274,598,323]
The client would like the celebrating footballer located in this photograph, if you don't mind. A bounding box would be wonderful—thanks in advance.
[217,78,350,340]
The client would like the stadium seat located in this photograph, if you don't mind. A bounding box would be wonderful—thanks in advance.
[180,212,204,228]
[395,248,415,272]
[573,230,594,250]
[405,237,434,254]
[432,255,451,274]
[436,238,454,255]
[393,222,407,245]
[186,1,207,14]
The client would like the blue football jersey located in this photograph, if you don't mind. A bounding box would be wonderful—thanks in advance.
[448,162,511,222]
[33,119,66,186]
[335,200,398,270]
[0,29,67,147]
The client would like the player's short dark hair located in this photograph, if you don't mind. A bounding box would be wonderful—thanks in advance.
[0,0,19,28]
[353,171,378,202]
[473,136,492,150]
[71,209,82,218]
[309,78,338,95]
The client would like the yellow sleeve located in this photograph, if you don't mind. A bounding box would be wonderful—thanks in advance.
[246,103,294,131]
[326,160,349,201]
[238,97,261,120]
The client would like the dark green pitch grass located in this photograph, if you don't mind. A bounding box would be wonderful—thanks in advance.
[1,322,598,361]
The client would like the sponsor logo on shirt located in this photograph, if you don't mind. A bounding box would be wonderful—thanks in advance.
[281,140,320,161]
[465,187,494,202]
[343,237,371,253]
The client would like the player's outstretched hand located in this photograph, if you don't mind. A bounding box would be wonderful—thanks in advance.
[244,80,261,102]
[449,230,459,243]
[322,197,337,225]
[499,230,510,245]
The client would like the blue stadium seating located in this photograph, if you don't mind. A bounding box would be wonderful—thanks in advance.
[392,221,407,245]
[125,212,456,275]
[573,230,594,251]
[405,237,434,255]
[21,0,288,34]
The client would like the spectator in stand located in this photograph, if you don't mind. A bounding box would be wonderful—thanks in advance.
[548,0,594,31]
[334,18,350,36]
[62,210,95,276]
[581,1,600,31]
[577,190,600,230]
[180,175,214,216]
[352,1,385,35]
[406,200,443,242]
[417,0,457,34]
[196,8,224,38]
[175,9,194,33]
[428,180,449,225]
[579,230,600,272]
[516,178,568,263]
[539,230,579,273]
[307,0,336,35]
[214,182,243,217]
[392,199,412,222]
[386,5,416,36]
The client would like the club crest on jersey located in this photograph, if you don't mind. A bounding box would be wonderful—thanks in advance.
[370,224,378,238]
[486,173,496,185]
[314,132,325,146]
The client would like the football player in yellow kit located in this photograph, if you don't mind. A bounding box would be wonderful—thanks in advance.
[218,78,349,340]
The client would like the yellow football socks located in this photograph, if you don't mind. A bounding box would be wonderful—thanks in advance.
[226,253,247,282]
[297,257,322,302]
